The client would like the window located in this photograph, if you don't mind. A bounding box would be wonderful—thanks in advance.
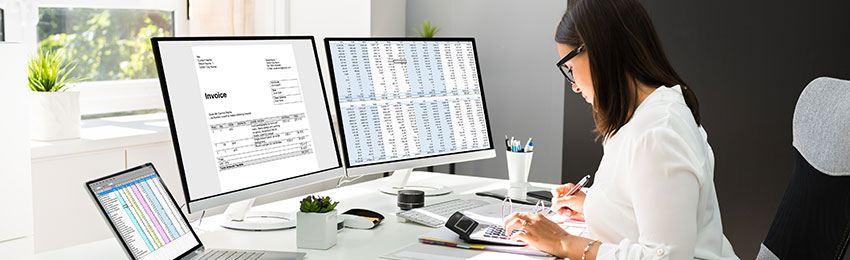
[37,8,173,82]
[31,1,187,117]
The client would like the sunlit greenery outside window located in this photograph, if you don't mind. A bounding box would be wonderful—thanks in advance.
[38,7,173,81]
[37,7,173,118]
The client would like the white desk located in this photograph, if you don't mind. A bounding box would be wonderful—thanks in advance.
[27,172,559,259]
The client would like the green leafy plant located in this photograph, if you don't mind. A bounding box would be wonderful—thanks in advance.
[299,195,339,213]
[416,19,441,38]
[28,49,83,92]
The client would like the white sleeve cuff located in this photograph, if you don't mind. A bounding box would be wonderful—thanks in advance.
[594,239,671,260]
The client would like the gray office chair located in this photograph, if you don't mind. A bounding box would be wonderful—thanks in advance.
[757,77,850,260]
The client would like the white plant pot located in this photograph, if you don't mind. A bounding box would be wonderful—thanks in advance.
[296,210,337,250]
[29,91,80,141]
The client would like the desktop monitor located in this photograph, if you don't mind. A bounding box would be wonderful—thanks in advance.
[151,36,344,230]
[324,38,495,196]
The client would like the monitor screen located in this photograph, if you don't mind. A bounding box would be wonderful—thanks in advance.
[88,164,201,260]
[152,37,342,210]
[326,38,493,168]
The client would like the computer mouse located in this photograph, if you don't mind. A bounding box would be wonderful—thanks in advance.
[341,208,384,229]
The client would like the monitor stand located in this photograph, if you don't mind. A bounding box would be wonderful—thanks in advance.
[220,198,295,231]
[378,168,452,196]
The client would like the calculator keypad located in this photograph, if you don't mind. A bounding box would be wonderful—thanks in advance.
[483,225,521,240]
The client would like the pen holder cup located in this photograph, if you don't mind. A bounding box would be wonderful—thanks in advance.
[505,151,533,199]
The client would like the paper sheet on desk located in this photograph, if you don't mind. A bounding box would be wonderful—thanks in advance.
[416,227,555,258]
[463,202,589,237]
[381,242,555,260]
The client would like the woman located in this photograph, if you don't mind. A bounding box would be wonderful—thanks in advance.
[503,0,739,259]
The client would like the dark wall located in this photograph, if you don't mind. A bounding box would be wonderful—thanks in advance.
[560,0,850,259]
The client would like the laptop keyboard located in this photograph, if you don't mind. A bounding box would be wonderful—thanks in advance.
[198,250,265,260]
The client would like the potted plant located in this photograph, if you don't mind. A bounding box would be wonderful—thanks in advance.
[296,195,339,249]
[28,48,83,141]
[416,19,441,38]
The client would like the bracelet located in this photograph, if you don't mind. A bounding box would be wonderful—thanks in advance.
[582,239,599,260]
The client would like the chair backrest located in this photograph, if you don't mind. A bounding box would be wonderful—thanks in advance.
[757,77,850,260]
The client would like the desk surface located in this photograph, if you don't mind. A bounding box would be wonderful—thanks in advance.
[28,172,559,259]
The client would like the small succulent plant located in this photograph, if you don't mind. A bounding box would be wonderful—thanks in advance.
[416,19,440,38]
[299,195,339,213]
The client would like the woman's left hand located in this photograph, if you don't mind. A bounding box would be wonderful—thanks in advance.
[503,212,572,258]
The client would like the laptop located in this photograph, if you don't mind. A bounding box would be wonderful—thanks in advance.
[85,163,305,260]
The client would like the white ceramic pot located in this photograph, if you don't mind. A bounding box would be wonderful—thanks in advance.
[29,91,80,141]
[296,210,337,250]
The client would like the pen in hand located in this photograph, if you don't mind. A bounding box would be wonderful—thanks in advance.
[559,174,591,198]
[552,175,590,218]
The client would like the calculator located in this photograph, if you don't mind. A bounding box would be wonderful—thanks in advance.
[445,212,527,246]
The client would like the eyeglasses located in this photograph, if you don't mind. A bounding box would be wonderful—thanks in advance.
[556,44,585,84]
[501,196,555,220]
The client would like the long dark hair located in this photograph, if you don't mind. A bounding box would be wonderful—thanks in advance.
[555,0,701,141]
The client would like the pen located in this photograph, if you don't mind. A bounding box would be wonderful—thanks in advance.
[561,175,591,198]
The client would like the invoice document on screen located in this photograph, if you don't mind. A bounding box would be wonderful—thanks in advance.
[191,44,320,192]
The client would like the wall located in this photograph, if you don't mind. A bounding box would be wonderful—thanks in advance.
[406,0,568,185]
[370,0,406,37]
[560,0,850,258]
[0,42,34,258]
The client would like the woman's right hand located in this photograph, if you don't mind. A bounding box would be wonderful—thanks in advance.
[551,183,586,221]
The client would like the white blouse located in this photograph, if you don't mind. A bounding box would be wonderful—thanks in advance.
[583,85,739,260]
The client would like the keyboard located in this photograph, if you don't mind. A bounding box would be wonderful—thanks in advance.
[198,250,265,260]
[397,199,490,227]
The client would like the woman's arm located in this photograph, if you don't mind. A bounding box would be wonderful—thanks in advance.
[503,212,602,259]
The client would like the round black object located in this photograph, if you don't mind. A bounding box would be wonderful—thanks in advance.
[398,190,425,210]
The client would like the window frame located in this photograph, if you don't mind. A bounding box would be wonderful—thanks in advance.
[29,0,188,116]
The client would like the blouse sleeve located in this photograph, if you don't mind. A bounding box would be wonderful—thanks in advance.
[595,127,701,260]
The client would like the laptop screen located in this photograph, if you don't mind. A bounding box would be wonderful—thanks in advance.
[87,164,201,259]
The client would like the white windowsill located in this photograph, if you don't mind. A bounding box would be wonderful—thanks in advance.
[30,113,172,160]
